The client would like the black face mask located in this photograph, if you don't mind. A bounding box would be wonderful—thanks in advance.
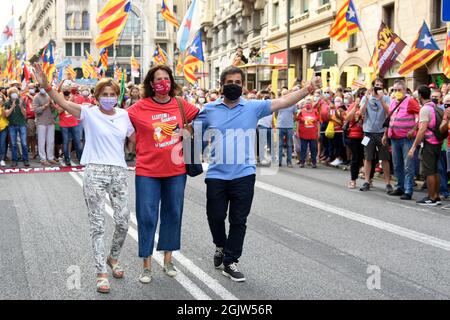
[63,91,71,97]
[432,98,439,105]
[223,84,242,101]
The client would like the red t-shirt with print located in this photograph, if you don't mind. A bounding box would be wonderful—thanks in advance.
[318,100,330,123]
[58,108,80,127]
[347,102,364,139]
[297,109,319,140]
[127,97,199,178]
[23,95,35,119]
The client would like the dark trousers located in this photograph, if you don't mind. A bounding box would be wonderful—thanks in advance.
[300,139,318,165]
[348,138,364,181]
[331,132,344,160]
[205,174,255,265]
[320,122,330,158]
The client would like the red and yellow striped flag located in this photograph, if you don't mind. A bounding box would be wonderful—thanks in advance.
[329,0,361,43]
[82,61,94,79]
[183,32,203,84]
[66,65,77,79]
[176,53,183,76]
[153,45,168,65]
[161,0,179,29]
[5,48,13,80]
[444,23,450,79]
[95,0,131,49]
[399,22,441,76]
[99,48,109,71]
[86,50,95,66]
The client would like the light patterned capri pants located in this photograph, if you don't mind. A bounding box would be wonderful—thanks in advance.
[83,164,130,274]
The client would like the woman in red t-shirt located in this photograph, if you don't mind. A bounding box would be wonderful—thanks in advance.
[344,88,366,189]
[127,65,199,284]
[55,85,83,166]
[297,99,320,168]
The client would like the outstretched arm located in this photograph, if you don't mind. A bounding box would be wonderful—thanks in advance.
[33,63,82,119]
[271,77,321,112]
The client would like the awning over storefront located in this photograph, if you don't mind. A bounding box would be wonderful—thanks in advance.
[310,50,338,71]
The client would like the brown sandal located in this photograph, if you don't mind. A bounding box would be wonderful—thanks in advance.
[96,277,110,294]
[107,257,124,279]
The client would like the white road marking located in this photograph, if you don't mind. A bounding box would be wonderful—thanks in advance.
[70,172,237,300]
[256,181,450,252]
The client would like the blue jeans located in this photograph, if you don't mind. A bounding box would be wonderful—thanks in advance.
[61,125,83,162]
[391,138,415,195]
[135,174,187,258]
[300,139,318,165]
[8,125,28,162]
[278,128,293,165]
[439,150,449,197]
[0,128,7,161]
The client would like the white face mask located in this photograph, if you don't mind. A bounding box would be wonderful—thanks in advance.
[29,89,35,94]
[81,90,90,97]
[199,97,206,104]
[40,88,47,95]
[344,99,350,105]
[11,93,18,100]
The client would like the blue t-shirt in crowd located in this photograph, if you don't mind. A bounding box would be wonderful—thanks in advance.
[194,98,273,180]
[276,105,296,128]
[360,95,391,134]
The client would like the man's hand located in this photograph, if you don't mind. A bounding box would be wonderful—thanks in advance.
[307,77,322,91]
[408,147,415,158]
[407,130,415,140]
[382,135,388,146]
[375,90,384,101]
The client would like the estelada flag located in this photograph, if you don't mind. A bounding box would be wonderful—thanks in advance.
[371,22,406,77]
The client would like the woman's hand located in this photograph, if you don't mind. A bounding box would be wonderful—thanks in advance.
[33,63,49,89]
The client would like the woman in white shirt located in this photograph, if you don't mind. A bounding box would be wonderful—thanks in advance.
[34,63,135,294]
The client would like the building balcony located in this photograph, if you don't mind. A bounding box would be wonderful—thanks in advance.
[155,30,169,39]
[316,3,332,15]
[64,30,92,39]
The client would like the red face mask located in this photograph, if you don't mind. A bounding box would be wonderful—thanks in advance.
[153,79,171,96]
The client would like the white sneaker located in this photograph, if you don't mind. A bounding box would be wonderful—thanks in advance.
[163,262,178,277]
[139,268,152,284]
[330,159,338,166]
[334,159,343,166]
[0,160,5,167]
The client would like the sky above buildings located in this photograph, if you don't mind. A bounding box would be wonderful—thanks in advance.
[4,0,30,38]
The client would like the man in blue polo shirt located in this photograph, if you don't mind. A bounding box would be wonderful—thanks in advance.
[195,66,321,282]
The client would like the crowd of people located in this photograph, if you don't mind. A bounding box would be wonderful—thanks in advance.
[28,62,321,294]
[228,78,450,209]
[3,61,450,294]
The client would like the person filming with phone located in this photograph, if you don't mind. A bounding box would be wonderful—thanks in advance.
[359,77,392,193]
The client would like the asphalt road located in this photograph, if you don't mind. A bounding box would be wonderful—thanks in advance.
[2,163,450,300]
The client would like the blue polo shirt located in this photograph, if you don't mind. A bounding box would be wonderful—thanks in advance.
[194,98,273,180]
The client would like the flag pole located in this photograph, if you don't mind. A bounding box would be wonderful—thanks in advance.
[360,29,373,61]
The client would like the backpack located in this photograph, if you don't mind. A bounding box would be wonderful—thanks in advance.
[431,105,449,141]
